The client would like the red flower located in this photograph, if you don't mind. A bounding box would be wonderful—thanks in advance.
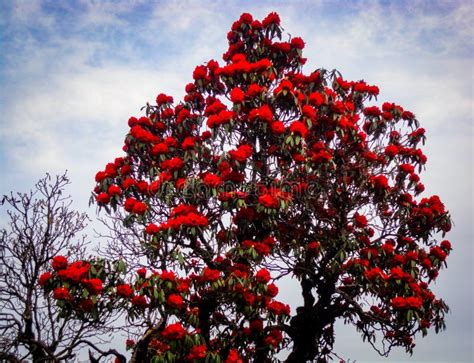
[116,284,133,298]
[137,268,147,278]
[309,92,325,106]
[291,36,305,49]
[108,185,121,196]
[385,145,399,157]
[289,121,308,138]
[203,173,222,188]
[126,339,135,350]
[161,322,186,340]
[264,329,283,348]
[78,298,94,312]
[266,300,290,315]
[57,261,90,282]
[156,93,173,106]
[145,223,160,235]
[53,287,71,301]
[82,278,103,295]
[255,268,271,283]
[247,84,262,97]
[152,143,169,155]
[430,246,447,261]
[258,194,279,208]
[202,267,221,282]
[186,344,207,360]
[193,65,207,80]
[161,157,184,171]
[307,241,320,256]
[440,240,452,251]
[96,192,110,204]
[226,349,243,363]
[266,283,279,297]
[132,201,147,215]
[160,270,176,281]
[371,175,390,190]
[167,294,184,309]
[229,144,253,162]
[271,120,285,135]
[38,272,52,286]
[262,12,280,27]
[52,256,68,271]
[230,87,245,103]
[95,171,107,182]
[131,295,148,307]
[354,213,368,228]
[124,197,137,212]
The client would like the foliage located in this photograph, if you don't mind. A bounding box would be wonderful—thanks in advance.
[41,12,452,363]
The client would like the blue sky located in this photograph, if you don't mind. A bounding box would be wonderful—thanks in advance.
[1,1,472,361]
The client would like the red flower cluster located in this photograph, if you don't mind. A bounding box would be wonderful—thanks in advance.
[161,323,186,340]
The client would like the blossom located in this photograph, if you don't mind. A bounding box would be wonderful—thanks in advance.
[145,223,160,235]
[131,295,148,307]
[229,144,253,162]
[225,349,243,363]
[82,278,103,295]
[371,175,390,190]
[116,284,133,298]
[108,185,121,196]
[255,268,271,283]
[289,121,308,138]
[385,145,399,157]
[161,323,186,340]
[202,267,221,282]
[291,36,305,49]
[264,329,283,348]
[258,194,279,208]
[262,12,280,27]
[186,345,207,360]
[230,87,245,103]
[156,93,173,106]
[160,157,184,171]
[203,173,222,188]
[53,287,71,301]
[167,294,184,309]
[57,261,90,282]
[96,192,110,204]
[38,272,52,286]
[354,213,368,228]
[266,300,290,315]
[132,201,148,215]
[52,255,68,271]
[271,120,286,135]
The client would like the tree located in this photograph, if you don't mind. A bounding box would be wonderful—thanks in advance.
[40,12,452,362]
[0,173,124,362]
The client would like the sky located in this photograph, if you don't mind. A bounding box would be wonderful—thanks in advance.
[0,0,472,361]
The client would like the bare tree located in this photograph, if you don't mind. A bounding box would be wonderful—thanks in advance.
[0,173,123,362]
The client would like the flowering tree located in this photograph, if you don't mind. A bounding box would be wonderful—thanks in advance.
[40,12,452,362]
[0,173,124,362]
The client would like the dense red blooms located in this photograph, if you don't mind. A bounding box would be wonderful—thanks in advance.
[53,287,71,300]
[255,268,271,283]
[162,323,186,340]
[258,194,279,208]
[52,256,68,271]
[116,284,133,298]
[167,294,184,309]
[67,11,452,363]
[271,120,286,135]
[38,272,52,286]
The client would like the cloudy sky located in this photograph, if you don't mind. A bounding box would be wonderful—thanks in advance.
[0,0,472,361]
